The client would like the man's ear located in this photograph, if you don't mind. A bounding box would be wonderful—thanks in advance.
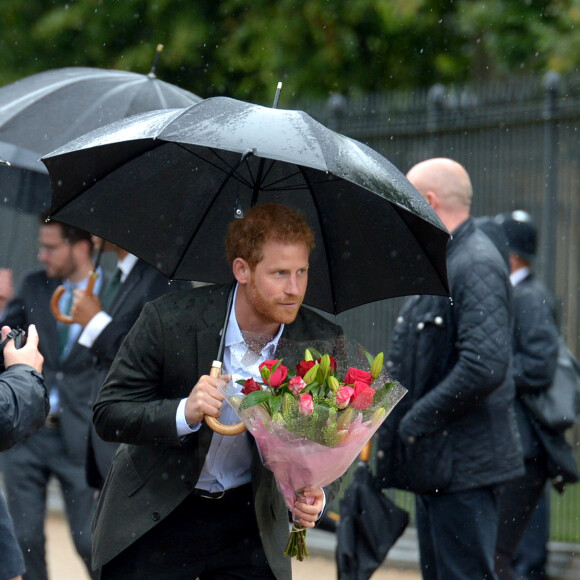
[232,258,251,284]
[424,190,439,210]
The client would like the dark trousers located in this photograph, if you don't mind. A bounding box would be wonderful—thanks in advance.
[101,483,276,580]
[415,486,499,580]
[495,457,548,580]
[513,486,549,579]
[1,426,97,580]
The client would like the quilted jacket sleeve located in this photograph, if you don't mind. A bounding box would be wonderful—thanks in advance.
[399,249,512,439]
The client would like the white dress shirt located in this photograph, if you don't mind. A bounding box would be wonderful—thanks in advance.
[78,253,139,348]
[176,284,284,492]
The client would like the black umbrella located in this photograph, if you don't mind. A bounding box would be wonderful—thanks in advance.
[336,442,409,580]
[42,95,450,315]
[0,46,202,213]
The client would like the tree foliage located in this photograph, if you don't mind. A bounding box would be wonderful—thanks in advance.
[0,0,579,104]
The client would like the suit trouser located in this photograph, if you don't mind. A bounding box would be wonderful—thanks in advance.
[1,426,98,580]
[415,485,499,580]
[101,483,276,580]
[495,457,548,580]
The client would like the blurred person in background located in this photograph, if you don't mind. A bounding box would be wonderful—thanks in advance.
[491,210,578,580]
[70,237,189,489]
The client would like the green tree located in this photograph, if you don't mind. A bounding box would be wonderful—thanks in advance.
[0,0,578,104]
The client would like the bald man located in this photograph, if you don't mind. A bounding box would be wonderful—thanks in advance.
[376,158,524,580]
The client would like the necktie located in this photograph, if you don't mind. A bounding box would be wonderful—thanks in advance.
[58,288,74,359]
[101,267,122,312]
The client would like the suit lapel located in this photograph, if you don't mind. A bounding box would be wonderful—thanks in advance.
[108,261,145,316]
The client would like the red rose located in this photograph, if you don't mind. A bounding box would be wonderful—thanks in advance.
[350,381,375,410]
[344,367,373,386]
[242,378,261,395]
[296,360,316,378]
[259,359,289,388]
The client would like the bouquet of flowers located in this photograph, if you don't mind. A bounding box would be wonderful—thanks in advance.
[221,340,406,561]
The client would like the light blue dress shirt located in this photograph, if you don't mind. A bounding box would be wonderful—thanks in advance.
[51,267,104,414]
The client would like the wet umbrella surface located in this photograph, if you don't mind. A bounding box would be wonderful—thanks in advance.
[0,63,201,212]
[43,96,449,315]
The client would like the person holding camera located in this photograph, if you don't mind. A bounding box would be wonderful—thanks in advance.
[0,217,103,580]
[0,324,47,580]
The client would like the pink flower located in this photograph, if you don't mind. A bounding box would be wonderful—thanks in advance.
[259,360,288,388]
[296,360,316,378]
[242,378,261,395]
[350,381,375,410]
[298,394,314,415]
[288,376,307,396]
[335,386,355,409]
[344,367,373,386]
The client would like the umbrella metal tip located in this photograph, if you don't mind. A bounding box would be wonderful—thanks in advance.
[277,81,282,89]
[156,44,164,53]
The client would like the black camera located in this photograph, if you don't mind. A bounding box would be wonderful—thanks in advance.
[0,327,26,372]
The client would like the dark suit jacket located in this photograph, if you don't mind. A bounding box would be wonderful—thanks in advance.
[91,284,343,579]
[3,266,107,464]
[85,259,189,487]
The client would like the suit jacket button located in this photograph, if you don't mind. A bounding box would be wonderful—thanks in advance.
[152,512,161,521]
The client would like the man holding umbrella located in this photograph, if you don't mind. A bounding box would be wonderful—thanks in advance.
[375,158,524,579]
[91,203,343,580]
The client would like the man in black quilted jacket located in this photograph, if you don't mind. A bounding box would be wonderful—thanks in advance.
[375,158,524,580]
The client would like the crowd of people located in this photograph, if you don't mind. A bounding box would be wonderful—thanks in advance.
[0,159,576,580]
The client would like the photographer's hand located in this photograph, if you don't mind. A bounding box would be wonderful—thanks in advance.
[2,325,43,373]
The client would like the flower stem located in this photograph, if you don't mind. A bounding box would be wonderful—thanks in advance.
[284,523,309,561]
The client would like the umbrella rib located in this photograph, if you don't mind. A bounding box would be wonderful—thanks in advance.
[173,143,255,190]
[169,149,255,278]
[296,165,339,313]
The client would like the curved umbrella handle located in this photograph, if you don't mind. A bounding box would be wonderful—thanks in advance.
[360,440,372,462]
[50,271,99,325]
[204,360,247,436]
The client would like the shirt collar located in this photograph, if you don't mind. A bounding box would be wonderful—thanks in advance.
[510,266,530,287]
[117,253,138,283]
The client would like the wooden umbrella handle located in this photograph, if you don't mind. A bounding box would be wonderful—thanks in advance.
[360,439,372,462]
[204,360,247,436]
[50,271,98,325]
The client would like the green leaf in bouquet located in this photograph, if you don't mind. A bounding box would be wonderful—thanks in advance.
[303,381,319,396]
[363,349,374,368]
[372,381,395,406]
[269,394,284,415]
[240,389,271,410]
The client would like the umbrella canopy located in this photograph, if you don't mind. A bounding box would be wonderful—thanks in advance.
[0,64,202,212]
[336,458,409,580]
[43,95,450,315]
